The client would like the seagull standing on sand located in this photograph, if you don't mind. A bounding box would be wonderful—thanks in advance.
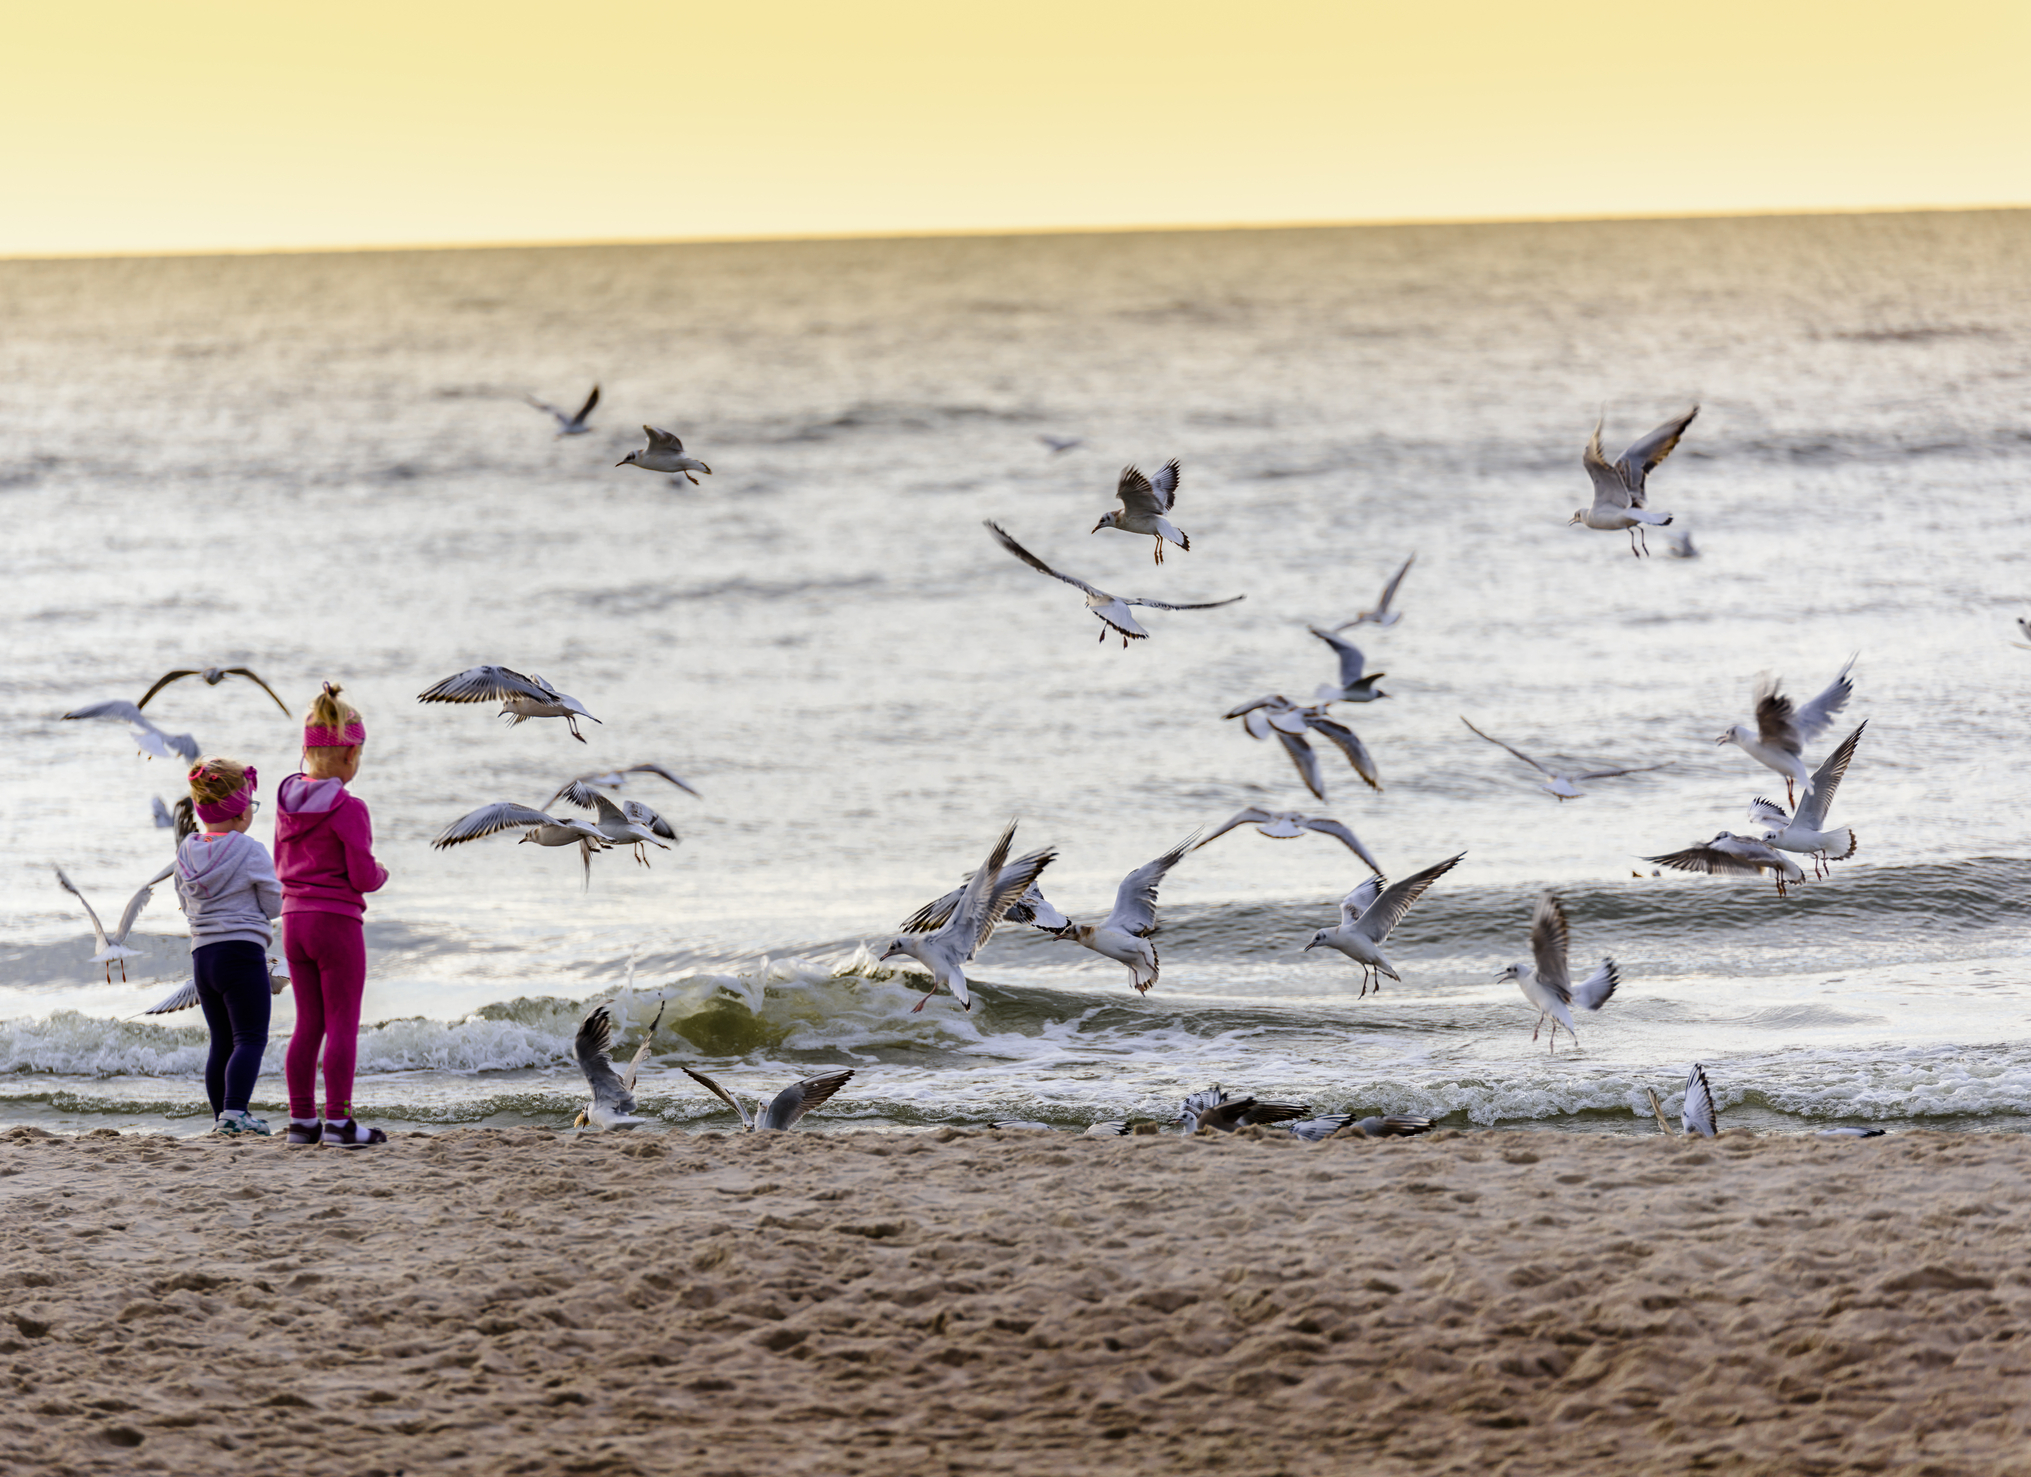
[1304,854,1466,996]
[1308,627,1389,703]
[1460,717,1671,800]
[417,665,602,743]
[571,1002,662,1130]
[881,822,1056,1012]
[430,801,612,887]
[1495,894,1619,1054]
[1645,833,1805,897]
[1223,696,1381,798]
[1570,406,1698,556]
[62,700,200,762]
[680,1065,852,1132]
[1331,554,1415,629]
[1717,657,1856,804]
[1053,834,1199,995]
[527,384,600,436]
[136,667,290,715]
[1194,807,1381,876]
[1749,722,1865,877]
[55,862,172,982]
[617,426,713,484]
[1091,460,1188,565]
[985,522,1244,646]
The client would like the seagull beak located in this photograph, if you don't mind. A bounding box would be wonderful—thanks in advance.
[1302,938,1319,952]
[615,457,631,467]
[1714,733,1731,745]
[1089,518,1106,534]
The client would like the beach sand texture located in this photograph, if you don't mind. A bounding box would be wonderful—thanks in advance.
[4,1128,2029,1475]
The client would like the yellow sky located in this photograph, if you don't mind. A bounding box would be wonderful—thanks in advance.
[5,1,2025,256]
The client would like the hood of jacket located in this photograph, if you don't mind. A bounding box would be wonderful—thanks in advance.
[276,773,348,843]
[176,830,251,900]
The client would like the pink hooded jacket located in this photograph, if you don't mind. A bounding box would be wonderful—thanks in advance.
[275,774,388,920]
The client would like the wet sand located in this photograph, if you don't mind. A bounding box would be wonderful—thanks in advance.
[2,1125,2028,1476]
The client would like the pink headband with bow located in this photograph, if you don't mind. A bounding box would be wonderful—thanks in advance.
[190,764,259,823]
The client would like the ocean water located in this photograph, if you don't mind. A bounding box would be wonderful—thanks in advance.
[3,211,2028,1138]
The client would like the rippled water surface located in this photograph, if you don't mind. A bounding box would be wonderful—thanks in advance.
[3,212,2028,1135]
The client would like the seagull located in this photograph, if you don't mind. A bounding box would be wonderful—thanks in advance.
[571,1002,663,1130]
[1496,894,1619,1054]
[1223,696,1381,798]
[527,384,599,436]
[1053,834,1198,995]
[135,667,289,715]
[1304,854,1465,996]
[1664,528,1699,559]
[990,1119,1138,1137]
[1308,627,1388,703]
[430,802,613,887]
[1176,1088,1312,1134]
[1331,554,1415,629]
[880,822,1056,1012]
[1818,1125,1887,1138]
[1460,717,1672,800]
[1344,1115,1438,1139]
[565,792,675,865]
[547,763,700,807]
[62,700,200,762]
[680,1065,852,1132]
[1749,721,1865,877]
[1570,406,1697,556]
[55,862,172,982]
[1193,807,1381,876]
[1038,435,1084,455]
[142,956,289,1016]
[1680,1063,1718,1137]
[416,665,602,743]
[985,521,1244,646]
[1646,833,1805,896]
[898,848,1070,935]
[617,425,712,484]
[1719,657,1857,808]
[2015,616,2031,650]
[1091,459,1188,565]
[150,796,174,829]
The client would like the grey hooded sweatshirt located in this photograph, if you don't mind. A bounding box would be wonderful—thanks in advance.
[175,830,284,950]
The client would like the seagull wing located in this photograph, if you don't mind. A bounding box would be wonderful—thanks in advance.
[1747,797,1793,834]
[1460,717,1555,778]
[980,844,1057,948]
[134,672,198,710]
[172,797,197,842]
[1645,842,1773,877]
[224,668,292,715]
[1583,420,1634,510]
[1307,626,1368,688]
[621,799,676,840]
[1302,714,1382,791]
[525,394,567,425]
[1570,763,1673,781]
[416,665,551,705]
[760,1069,853,1130]
[590,792,629,829]
[151,796,173,828]
[1114,464,1165,519]
[1616,405,1699,493]
[624,763,701,797]
[620,1002,665,1094]
[644,425,683,451]
[142,979,202,1015]
[1372,553,1415,616]
[984,521,1105,599]
[1194,808,1273,850]
[571,384,600,427]
[1118,592,1245,613]
[681,1065,754,1129]
[431,802,559,848]
[1571,960,1618,1012]
[1223,696,1281,720]
[113,862,175,945]
[63,699,150,726]
[1103,833,1198,937]
[1793,657,1857,746]
[574,1006,637,1118]
[1751,677,1801,754]
[1300,818,1381,875]
[1288,1114,1356,1142]
[1146,457,1181,510]
[549,779,601,810]
[53,866,110,950]
[1275,729,1326,800]
[898,879,967,934]
[1681,1063,1718,1137]
[1354,853,1465,944]
[1339,875,1386,927]
[939,821,1020,956]
[1796,721,1865,831]
[1527,894,1572,1000]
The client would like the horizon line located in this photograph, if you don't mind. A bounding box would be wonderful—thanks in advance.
[4,200,2025,266]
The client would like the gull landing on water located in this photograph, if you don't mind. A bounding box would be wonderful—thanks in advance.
[1717,657,1856,806]
[1052,834,1199,995]
[1194,807,1381,876]
[526,384,599,436]
[617,425,712,484]
[1496,894,1618,1054]
[62,700,200,762]
[680,1065,852,1132]
[985,521,1244,646]
[136,666,289,715]
[1223,696,1381,799]
[1304,854,1466,996]
[1645,832,1805,897]
[1460,716,1671,801]
[1749,721,1865,878]
[55,863,172,982]
[882,822,1056,1011]
[572,1002,662,1130]
[417,665,602,743]
[1571,405,1698,557]
[1091,459,1188,565]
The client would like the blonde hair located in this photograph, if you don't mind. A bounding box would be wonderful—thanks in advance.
[303,681,364,778]
[187,757,251,806]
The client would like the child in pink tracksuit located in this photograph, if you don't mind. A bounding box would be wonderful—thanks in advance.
[275,682,389,1148]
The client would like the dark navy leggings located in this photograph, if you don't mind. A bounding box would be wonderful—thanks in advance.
[193,941,272,1116]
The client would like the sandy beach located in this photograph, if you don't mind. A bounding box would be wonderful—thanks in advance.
[3,1127,2028,1476]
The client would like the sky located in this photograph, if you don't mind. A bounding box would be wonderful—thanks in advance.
[4,1,2027,257]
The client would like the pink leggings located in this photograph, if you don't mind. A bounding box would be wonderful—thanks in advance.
[283,911,367,1120]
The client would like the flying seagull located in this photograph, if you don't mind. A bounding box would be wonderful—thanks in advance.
[617,425,712,484]
[1194,807,1381,876]
[417,665,602,743]
[1571,406,1697,556]
[547,763,701,808]
[1496,894,1619,1054]
[1053,833,1199,995]
[1460,716,1671,801]
[1308,627,1388,703]
[1224,695,1381,798]
[1091,459,1188,565]
[571,1002,663,1130]
[899,847,1069,935]
[136,667,289,715]
[1645,833,1805,897]
[1304,854,1466,996]
[142,955,289,1016]
[1038,435,1084,455]
[1749,721,1865,877]
[430,801,612,887]
[55,862,173,982]
[985,521,1243,646]
[680,1065,852,1132]
[1331,554,1415,629]
[62,700,200,762]
[880,822,1056,1011]
[151,796,175,829]
[527,384,600,436]
[560,791,676,865]
[1717,657,1856,805]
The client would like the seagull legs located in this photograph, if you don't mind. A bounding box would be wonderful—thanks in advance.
[1628,527,1650,558]
[1152,539,1164,567]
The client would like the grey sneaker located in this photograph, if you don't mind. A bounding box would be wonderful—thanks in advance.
[212,1110,272,1138]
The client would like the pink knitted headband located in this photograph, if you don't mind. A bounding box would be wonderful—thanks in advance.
[304,718,366,748]
[190,764,258,823]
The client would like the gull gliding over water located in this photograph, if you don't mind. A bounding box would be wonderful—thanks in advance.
[55,862,173,982]
[1224,696,1381,798]
[882,822,1056,1011]
[572,1002,662,1130]
[1331,553,1415,629]
[417,665,602,743]
[1053,833,1199,994]
[1496,894,1619,1054]
[526,384,599,436]
[1717,656,1856,804]
[136,667,290,715]
[985,521,1244,646]
[1645,833,1805,897]
[1091,459,1188,564]
[681,1065,852,1132]
[1304,854,1466,996]
[617,426,713,484]
[1749,721,1865,877]
[1460,716,1671,800]
[1307,627,1388,703]
[62,700,200,762]
[1194,807,1381,876]
[430,801,612,887]
[1571,405,1698,557]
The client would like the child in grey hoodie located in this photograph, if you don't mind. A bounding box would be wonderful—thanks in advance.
[178,758,284,1136]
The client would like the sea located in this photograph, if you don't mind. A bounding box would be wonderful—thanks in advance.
[3,210,2028,1138]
